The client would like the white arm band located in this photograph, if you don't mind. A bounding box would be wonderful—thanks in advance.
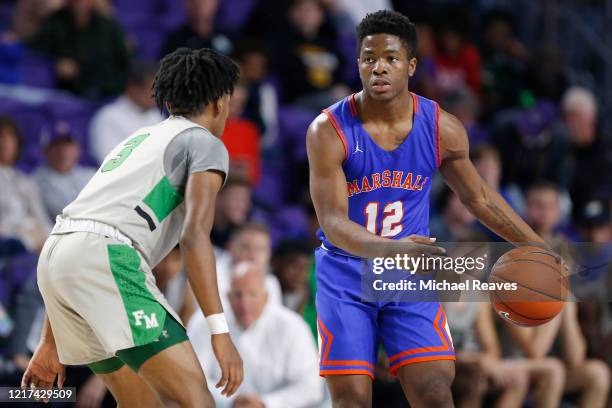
[206,313,229,335]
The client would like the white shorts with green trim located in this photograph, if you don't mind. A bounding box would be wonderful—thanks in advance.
[37,231,182,366]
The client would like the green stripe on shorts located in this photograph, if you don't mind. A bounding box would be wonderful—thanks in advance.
[88,357,125,374]
[107,244,166,347]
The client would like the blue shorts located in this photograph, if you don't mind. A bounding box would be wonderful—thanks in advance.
[315,247,455,379]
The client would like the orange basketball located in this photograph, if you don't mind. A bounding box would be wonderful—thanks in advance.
[489,246,568,327]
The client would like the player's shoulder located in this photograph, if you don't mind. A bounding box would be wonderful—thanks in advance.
[438,109,469,160]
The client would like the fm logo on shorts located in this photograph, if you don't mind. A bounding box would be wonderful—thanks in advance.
[133,310,159,329]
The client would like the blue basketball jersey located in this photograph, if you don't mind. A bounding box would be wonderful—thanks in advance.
[318,92,441,257]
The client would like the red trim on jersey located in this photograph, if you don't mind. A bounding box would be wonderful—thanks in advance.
[349,93,358,117]
[323,109,348,162]
[410,92,420,114]
[434,102,441,167]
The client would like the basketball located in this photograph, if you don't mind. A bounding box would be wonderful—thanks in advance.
[489,246,568,327]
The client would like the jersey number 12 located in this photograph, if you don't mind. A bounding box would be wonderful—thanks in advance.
[364,201,404,237]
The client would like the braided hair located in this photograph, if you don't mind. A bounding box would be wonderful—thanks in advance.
[153,47,240,117]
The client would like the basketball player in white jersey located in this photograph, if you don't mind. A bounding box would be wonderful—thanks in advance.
[22,48,243,407]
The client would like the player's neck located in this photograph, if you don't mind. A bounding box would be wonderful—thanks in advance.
[185,112,219,137]
[358,90,414,123]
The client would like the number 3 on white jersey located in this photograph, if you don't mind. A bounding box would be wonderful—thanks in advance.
[364,201,404,237]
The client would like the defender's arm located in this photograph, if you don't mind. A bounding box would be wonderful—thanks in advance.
[180,171,243,396]
[438,110,546,246]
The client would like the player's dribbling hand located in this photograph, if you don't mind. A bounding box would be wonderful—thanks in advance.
[21,341,65,402]
[211,333,244,397]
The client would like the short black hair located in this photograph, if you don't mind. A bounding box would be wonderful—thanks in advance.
[153,47,240,116]
[356,10,418,58]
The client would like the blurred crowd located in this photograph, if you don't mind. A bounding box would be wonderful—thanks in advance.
[0,0,610,407]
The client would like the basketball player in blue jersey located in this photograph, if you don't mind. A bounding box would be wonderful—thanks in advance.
[307,11,550,407]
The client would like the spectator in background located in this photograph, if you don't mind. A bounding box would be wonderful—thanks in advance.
[430,188,483,242]
[188,261,323,408]
[446,302,528,408]
[334,0,392,26]
[28,0,129,99]
[570,199,612,367]
[162,0,233,57]
[471,145,524,215]
[441,87,488,147]
[33,121,96,222]
[435,10,482,97]
[411,21,438,100]
[233,40,279,148]
[272,239,317,338]
[524,45,568,102]
[221,84,261,184]
[0,118,50,252]
[491,100,572,190]
[524,181,565,246]
[505,302,610,408]
[273,0,349,109]
[561,87,612,206]
[152,246,195,324]
[12,0,64,39]
[211,175,252,248]
[480,9,530,118]
[89,60,163,163]
[214,223,282,311]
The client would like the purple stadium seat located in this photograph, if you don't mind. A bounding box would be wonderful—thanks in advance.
[42,97,98,166]
[252,205,309,247]
[113,0,185,33]
[20,52,55,89]
[216,0,258,34]
[278,106,316,163]
[125,25,165,60]
[252,161,286,209]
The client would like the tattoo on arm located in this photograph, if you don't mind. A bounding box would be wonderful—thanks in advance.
[485,201,529,242]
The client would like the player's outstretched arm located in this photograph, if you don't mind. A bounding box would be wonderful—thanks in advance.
[307,114,444,258]
[180,170,243,397]
[438,110,548,247]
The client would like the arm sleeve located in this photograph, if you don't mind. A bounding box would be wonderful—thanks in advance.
[163,127,230,193]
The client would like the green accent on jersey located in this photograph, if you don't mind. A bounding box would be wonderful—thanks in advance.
[107,244,166,346]
[143,176,184,222]
[101,133,150,172]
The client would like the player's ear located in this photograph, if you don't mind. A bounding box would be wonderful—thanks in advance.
[213,94,230,117]
[408,57,418,77]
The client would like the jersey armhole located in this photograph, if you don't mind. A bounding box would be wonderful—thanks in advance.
[433,102,442,168]
[322,109,348,163]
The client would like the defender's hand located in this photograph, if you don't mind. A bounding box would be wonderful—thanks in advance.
[211,333,243,397]
[21,341,65,400]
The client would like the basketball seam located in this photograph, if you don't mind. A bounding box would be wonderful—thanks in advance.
[493,258,567,278]
[489,274,567,301]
